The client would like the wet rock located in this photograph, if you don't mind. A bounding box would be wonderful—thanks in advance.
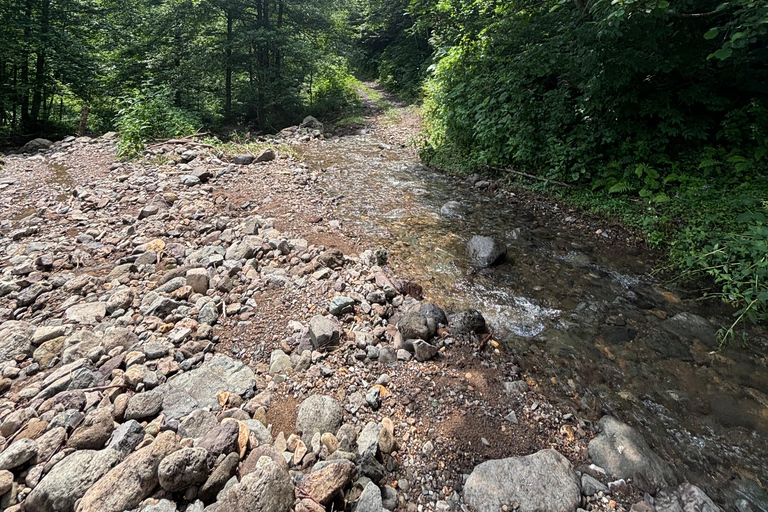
[295,459,355,505]
[76,430,180,512]
[449,309,488,334]
[467,235,506,267]
[654,483,722,512]
[158,447,209,492]
[463,449,581,512]
[440,201,464,218]
[218,456,294,512]
[663,313,718,348]
[296,395,343,444]
[588,416,677,492]
[308,316,339,350]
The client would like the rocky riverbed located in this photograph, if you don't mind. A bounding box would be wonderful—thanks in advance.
[0,91,763,512]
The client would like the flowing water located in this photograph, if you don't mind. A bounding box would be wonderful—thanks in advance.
[301,117,768,510]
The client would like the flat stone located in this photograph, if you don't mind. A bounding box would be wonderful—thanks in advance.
[463,449,581,512]
[65,302,106,324]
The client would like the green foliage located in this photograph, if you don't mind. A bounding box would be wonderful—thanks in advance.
[114,86,200,157]
[308,59,362,118]
[415,0,768,337]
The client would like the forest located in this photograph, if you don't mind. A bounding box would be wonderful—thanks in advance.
[1,0,767,335]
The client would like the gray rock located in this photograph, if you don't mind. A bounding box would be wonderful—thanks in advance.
[655,484,723,512]
[21,138,53,152]
[198,302,219,326]
[106,288,134,313]
[440,201,464,218]
[397,312,430,342]
[463,449,581,512]
[198,452,240,502]
[412,340,438,361]
[178,409,219,439]
[329,296,356,316]
[103,327,138,353]
[141,498,177,512]
[67,407,114,450]
[0,438,37,470]
[663,313,718,348]
[357,423,382,455]
[218,456,294,512]
[17,281,52,306]
[301,116,323,130]
[157,354,256,419]
[357,482,383,512]
[186,269,209,294]
[308,316,339,350]
[76,431,180,512]
[180,174,201,187]
[0,321,34,364]
[581,474,608,496]
[25,448,124,512]
[297,395,344,444]
[158,447,209,492]
[588,416,677,492]
[503,380,529,395]
[269,350,293,375]
[65,302,106,324]
[256,148,276,162]
[125,391,164,420]
[107,420,145,454]
[449,309,488,334]
[226,241,256,261]
[467,235,506,267]
[419,302,448,327]
[233,154,254,165]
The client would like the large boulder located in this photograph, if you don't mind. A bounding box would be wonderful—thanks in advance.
[296,395,343,444]
[308,316,340,350]
[588,416,678,492]
[25,449,124,512]
[158,447,209,492]
[156,354,256,419]
[0,321,34,364]
[397,312,431,341]
[76,431,179,512]
[25,423,142,512]
[463,449,581,512]
[218,456,294,512]
[295,460,356,505]
[467,235,506,267]
[449,309,488,334]
[21,138,53,153]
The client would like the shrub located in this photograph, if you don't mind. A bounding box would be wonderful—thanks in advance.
[115,86,200,158]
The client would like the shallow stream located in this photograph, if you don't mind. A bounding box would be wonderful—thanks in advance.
[302,129,768,511]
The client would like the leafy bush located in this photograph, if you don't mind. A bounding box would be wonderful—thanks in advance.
[415,0,768,337]
[115,86,201,158]
[308,60,361,118]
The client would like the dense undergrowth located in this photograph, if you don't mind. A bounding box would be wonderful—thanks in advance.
[413,0,768,340]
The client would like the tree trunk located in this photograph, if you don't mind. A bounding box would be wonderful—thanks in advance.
[20,0,33,128]
[225,9,233,117]
[78,104,89,136]
[31,0,51,124]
